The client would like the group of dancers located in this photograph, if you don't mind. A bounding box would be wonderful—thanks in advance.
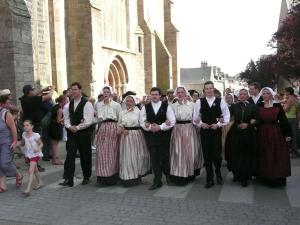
[58,81,292,190]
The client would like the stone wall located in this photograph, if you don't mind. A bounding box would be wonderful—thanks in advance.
[0,0,34,103]
[65,0,93,95]
[24,0,52,87]
[48,0,67,94]
[164,0,179,88]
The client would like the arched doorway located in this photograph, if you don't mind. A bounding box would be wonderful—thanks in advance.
[106,55,128,95]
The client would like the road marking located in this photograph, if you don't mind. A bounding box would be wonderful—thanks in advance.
[286,166,300,207]
[96,186,129,194]
[153,182,194,199]
[218,173,254,204]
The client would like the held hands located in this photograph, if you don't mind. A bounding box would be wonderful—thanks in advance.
[165,120,171,126]
[210,124,219,130]
[201,123,219,130]
[10,140,18,150]
[69,125,78,133]
[286,137,292,142]
[150,123,161,133]
[238,123,248,129]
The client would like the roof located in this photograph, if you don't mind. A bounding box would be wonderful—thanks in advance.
[180,67,212,84]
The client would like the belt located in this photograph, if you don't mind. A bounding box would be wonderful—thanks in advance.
[102,119,117,123]
[124,127,141,130]
[176,120,191,124]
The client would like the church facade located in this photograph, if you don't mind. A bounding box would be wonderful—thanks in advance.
[0,0,179,101]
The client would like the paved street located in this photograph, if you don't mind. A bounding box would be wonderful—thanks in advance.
[1,143,300,225]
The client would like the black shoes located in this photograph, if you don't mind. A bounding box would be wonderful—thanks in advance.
[81,178,90,185]
[205,180,214,189]
[216,176,223,185]
[59,179,74,187]
[148,182,162,190]
[241,180,248,187]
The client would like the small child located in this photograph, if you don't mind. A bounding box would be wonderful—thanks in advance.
[20,120,44,197]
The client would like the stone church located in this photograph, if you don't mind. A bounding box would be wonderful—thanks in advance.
[0,0,179,101]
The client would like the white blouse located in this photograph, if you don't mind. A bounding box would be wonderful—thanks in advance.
[96,100,122,121]
[21,132,43,159]
[171,101,195,121]
[118,107,140,128]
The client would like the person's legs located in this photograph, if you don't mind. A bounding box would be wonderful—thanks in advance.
[149,145,162,185]
[158,136,170,181]
[201,131,214,186]
[23,161,37,195]
[62,133,78,183]
[51,140,63,165]
[0,145,7,191]
[78,131,92,183]
[0,143,20,181]
[212,129,223,184]
[33,164,44,189]
[288,118,299,156]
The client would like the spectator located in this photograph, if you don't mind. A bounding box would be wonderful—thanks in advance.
[19,84,53,171]
[0,94,23,193]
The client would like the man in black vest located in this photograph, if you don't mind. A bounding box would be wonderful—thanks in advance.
[140,87,175,190]
[59,82,94,187]
[193,81,230,188]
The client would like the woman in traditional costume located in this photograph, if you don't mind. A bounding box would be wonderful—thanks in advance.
[117,95,150,186]
[169,86,202,185]
[257,87,292,187]
[226,89,258,187]
[95,86,122,185]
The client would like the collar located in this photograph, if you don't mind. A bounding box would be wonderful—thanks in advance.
[151,101,161,105]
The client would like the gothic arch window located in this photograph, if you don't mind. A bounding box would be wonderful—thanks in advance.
[106,55,128,95]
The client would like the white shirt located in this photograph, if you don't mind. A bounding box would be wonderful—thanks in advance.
[63,97,95,130]
[118,107,141,128]
[96,99,122,121]
[171,100,195,121]
[139,101,176,131]
[21,132,43,159]
[193,97,230,127]
[251,94,261,104]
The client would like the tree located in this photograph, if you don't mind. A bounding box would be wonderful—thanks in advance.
[269,2,300,82]
[240,2,300,90]
[240,56,277,89]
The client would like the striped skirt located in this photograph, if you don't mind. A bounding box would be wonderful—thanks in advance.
[95,122,119,178]
[170,123,202,178]
[119,129,150,181]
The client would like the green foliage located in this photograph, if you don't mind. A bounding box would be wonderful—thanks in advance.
[240,2,300,87]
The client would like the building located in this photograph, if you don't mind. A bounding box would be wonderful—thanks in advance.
[279,0,300,27]
[180,61,229,94]
[0,0,179,102]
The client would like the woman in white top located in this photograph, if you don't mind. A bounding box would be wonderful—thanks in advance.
[95,86,122,185]
[169,86,202,185]
[117,95,150,186]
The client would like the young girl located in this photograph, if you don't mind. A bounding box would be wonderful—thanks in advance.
[20,120,44,196]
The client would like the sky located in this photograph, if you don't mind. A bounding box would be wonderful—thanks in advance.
[172,0,283,76]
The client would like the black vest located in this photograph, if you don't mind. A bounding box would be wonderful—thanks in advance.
[144,101,172,137]
[200,98,222,125]
[69,97,90,131]
[145,102,168,125]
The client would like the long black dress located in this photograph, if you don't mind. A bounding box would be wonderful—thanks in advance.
[226,102,258,186]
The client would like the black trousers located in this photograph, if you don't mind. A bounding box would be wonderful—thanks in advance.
[200,128,222,182]
[145,133,171,185]
[64,130,92,180]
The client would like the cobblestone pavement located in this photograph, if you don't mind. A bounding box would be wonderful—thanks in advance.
[1,143,300,225]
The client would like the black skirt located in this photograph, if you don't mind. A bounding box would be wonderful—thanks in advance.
[49,121,63,141]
